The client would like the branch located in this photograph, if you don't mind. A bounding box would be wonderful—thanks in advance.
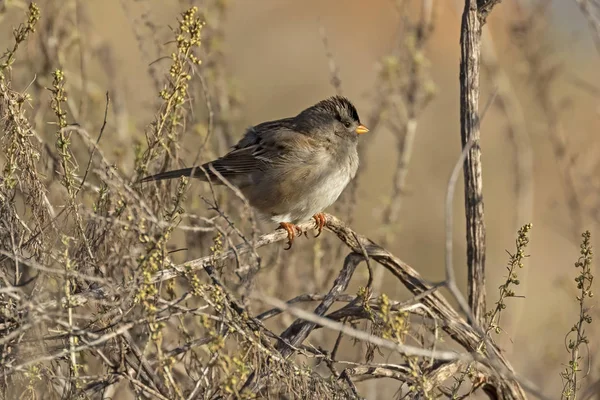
[15,213,537,398]
[459,0,504,327]
[276,252,364,358]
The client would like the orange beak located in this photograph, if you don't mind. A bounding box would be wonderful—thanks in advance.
[355,124,369,134]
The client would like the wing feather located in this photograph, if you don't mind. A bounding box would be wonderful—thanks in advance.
[140,117,319,185]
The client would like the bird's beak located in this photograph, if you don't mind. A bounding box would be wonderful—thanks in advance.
[355,124,369,135]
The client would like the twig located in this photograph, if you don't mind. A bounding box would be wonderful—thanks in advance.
[318,21,343,95]
[575,0,600,56]
[257,295,466,362]
[276,252,365,358]
[76,91,109,197]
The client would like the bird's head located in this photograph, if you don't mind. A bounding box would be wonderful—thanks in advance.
[295,96,368,142]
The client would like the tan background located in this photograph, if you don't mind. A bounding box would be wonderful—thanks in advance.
[2,0,599,397]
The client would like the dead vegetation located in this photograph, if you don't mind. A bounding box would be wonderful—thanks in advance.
[0,1,598,399]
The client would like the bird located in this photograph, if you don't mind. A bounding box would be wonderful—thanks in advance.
[140,96,368,249]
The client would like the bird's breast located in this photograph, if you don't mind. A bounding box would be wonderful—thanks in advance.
[249,143,359,224]
[299,145,358,212]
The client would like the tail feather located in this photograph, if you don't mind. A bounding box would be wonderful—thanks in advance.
[139,166,214,183]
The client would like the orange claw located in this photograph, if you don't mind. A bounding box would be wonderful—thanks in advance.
[279,222,303,250]
[312,213,326,237]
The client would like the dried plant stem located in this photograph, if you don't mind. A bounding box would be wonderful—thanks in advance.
[561,231,594,399]
[574,0,600,56]
[458,0,502,326]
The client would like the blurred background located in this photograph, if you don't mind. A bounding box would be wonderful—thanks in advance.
[2,0,599,398]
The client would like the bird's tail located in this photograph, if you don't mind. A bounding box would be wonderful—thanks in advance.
[139,166,214,183]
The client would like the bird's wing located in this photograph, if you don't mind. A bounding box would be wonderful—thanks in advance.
[206,120,315,178]
[140,119,317,184]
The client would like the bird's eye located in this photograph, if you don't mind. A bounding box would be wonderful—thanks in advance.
[343,121,351,128]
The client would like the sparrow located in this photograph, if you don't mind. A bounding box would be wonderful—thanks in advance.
[140,96,368,249]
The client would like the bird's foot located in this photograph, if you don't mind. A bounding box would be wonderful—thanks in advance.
[279,222,303,250]
[312,213,327,237]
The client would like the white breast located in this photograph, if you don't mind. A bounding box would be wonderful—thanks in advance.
[310,167,352,211]
[270,148,358,224]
